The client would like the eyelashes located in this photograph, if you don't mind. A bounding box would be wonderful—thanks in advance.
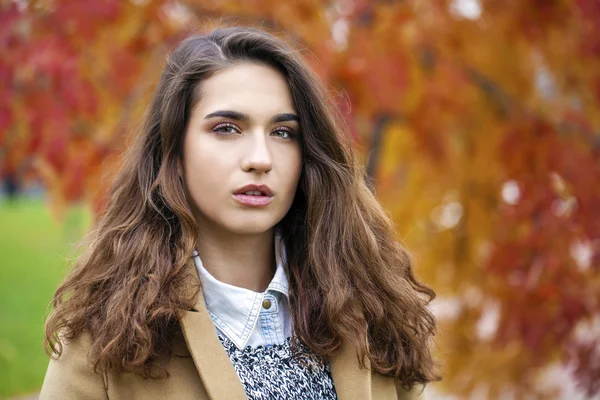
[212,123,239,135]
[212,122,297,140]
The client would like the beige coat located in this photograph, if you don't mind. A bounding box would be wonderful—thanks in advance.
[40,260,423,399]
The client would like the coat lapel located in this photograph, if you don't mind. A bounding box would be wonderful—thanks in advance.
[178,260,248,400]
[178,258,372,400]
[329,339,372,400]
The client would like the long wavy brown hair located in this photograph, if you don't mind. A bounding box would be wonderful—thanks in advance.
[45,26,440,389]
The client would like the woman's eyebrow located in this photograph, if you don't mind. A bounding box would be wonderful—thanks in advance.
[204,110,300,124]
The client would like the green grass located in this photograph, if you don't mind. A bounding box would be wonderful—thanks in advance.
[0,198,92,399]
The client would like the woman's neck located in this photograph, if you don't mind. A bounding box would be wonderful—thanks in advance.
[195,227,275,293]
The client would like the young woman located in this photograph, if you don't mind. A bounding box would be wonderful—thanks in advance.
[40,26,439,399]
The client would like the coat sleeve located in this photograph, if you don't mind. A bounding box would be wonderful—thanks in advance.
[39,332,108,400]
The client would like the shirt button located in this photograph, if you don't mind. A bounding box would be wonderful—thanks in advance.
[262,299,272,309]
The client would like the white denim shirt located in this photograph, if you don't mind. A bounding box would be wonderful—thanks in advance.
[192,230,292,350]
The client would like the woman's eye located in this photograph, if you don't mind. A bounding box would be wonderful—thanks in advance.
[272,127,295,139]
[212,123,240,135]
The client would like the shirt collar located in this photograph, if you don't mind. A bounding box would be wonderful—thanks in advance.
[192,229,289,349]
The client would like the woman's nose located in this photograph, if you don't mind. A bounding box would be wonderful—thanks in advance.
[240,132,273,173]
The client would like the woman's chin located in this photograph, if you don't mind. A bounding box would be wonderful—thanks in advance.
[223,219,280,235]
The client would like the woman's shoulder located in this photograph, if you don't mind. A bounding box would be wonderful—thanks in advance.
[51,329,96,361]
[394,382,427,400]
[40,330,108,400]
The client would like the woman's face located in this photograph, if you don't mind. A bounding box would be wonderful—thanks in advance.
[181,62,303,236]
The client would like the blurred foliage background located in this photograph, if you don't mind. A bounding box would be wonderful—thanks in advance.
[1,0,599,399]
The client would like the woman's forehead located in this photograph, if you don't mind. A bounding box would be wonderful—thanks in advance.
[192,63,297,122]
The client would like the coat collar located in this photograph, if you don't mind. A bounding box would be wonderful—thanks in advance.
[178,258,372,400]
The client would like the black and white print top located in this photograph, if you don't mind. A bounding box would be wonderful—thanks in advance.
[217,333,338,400]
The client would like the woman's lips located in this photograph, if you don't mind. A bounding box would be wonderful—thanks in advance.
[232,194,274,207]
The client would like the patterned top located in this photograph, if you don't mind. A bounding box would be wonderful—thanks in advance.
[217,333,338,400]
